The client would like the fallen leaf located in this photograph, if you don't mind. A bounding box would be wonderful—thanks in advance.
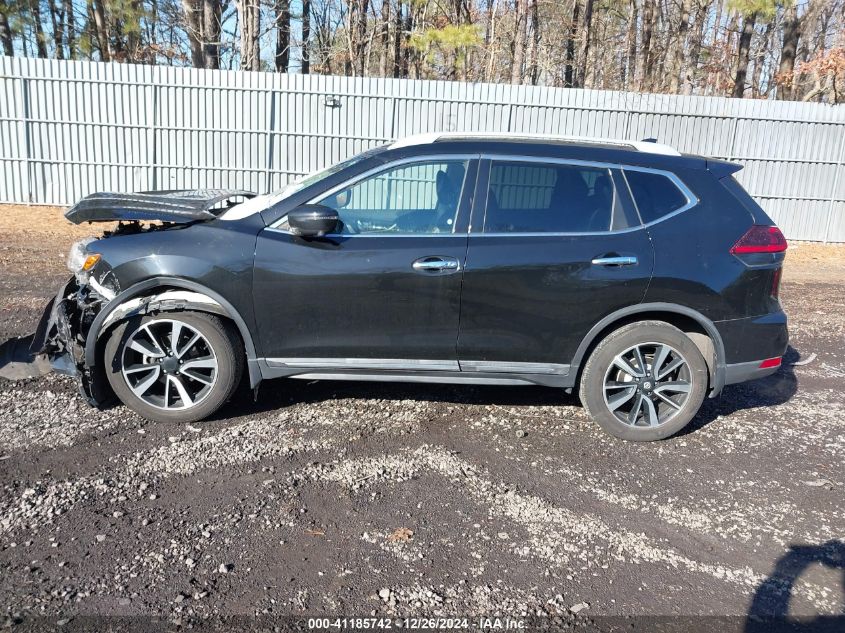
[305,528,326,536]
[387,527,414,543]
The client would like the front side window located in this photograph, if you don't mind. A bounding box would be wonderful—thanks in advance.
[315,159,468,235]
[624,169,690,224]
[484,161,619,233]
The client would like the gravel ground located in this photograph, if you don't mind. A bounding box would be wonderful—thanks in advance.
[0,206,844,632]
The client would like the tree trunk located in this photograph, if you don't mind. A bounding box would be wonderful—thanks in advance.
[378,0,389,76]
[0,0,13,56]
[564,0,579,87]
[29,0,50,57]
[49,0,65,59]
[203,0,221,69]
[574,0,593,87]
[669,0,691,93]
[777,3,800,100]
[510,0,526,84]
[275,0,291,72]
[623,0,637,87]
[126,0,143,62]
[402,4,412,77]
[302,0,311,73]
[526,0,539,84]
[183,0,204,67]
[91,0,111,61]
[393,0,402,78]
[64,0,75,58]
[683,0,706,95]
[237,0,260,71]
[351,0,370,76]
[733,12,756,98]
[638,0,654,90]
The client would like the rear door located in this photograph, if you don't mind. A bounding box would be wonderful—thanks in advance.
[457,157,654,376]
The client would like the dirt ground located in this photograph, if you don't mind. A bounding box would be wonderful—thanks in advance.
[1,205,844,632]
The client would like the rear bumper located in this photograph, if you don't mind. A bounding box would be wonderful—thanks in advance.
[714,310,789,365]
[724,359,781,385]
[714,309,788,388]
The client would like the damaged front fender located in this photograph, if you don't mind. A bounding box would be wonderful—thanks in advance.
[0,275,231,407]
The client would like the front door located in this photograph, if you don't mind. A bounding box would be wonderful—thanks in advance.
[457,158,654,376]
[253,157,477,370]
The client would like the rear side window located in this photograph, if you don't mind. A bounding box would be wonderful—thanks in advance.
[624,170,690,224]
[485,161,620,233]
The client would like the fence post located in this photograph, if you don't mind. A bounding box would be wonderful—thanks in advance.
[266,88,277,193]
[149,82,159,191]
[17,75,32,203]
[822,129,845,243]
[389,95,398,140]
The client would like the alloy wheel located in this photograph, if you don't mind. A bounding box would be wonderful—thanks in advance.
[120,318,218,410]
[602,342,692,427]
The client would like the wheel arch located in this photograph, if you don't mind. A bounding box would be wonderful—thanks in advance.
[569,303,726,397]
[84,277,261,388]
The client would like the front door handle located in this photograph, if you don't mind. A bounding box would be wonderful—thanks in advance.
[412,256,460,273]
[591,255,638,267]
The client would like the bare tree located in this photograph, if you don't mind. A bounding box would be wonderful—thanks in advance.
[0,0,13,55]
[510,0,525,84]
[778,1,801,99]
[275,0,290,71]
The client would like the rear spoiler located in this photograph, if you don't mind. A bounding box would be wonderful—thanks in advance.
[706,159,743,179]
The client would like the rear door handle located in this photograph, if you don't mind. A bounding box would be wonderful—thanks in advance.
[591,255,638,267]
[412,256,460,273]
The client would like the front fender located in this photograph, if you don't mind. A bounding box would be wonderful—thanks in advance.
[84,278,262,388]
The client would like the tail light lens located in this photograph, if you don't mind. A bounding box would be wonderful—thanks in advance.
[759,357,782,369]
[730,225,788,254]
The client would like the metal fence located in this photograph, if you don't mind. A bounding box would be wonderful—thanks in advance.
[2,57,844,242]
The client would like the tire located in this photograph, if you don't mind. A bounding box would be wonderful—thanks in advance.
[104,311,244,423]
[578,321,708,441]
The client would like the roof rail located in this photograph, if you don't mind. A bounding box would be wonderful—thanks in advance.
[390,132,681,156]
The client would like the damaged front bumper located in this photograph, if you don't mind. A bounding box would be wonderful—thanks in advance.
[0,276,114,406]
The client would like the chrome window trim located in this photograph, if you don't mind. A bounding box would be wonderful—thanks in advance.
[264,227,469,238]
[476,153,699,235]
[268,153,480,236]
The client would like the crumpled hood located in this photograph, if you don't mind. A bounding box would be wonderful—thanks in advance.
[65,189,256,224]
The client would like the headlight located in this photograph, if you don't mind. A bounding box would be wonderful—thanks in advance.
[67,238,101,273]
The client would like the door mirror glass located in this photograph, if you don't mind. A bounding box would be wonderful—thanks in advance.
[287,204,339,237]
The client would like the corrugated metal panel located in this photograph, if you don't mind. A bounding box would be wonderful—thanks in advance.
[1,58,843,241]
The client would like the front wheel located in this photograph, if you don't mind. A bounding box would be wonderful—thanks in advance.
[104,312,244,423]
[578,321,708,441]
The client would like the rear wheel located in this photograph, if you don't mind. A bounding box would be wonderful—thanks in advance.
[578,321,708,441]
[104,312,244,423]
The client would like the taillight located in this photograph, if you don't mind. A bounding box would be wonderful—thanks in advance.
[730,225,788,254]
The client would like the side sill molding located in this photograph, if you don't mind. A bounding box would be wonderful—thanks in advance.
[290,373,530,386]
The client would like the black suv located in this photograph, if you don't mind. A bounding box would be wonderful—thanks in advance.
[28,133,789,441]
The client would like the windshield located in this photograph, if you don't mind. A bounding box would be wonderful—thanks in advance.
[220,147,384,221]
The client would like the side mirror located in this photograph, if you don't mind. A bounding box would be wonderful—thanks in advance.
[287,204,339,237]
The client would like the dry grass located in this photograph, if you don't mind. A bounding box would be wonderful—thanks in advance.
[0,204,842,281]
